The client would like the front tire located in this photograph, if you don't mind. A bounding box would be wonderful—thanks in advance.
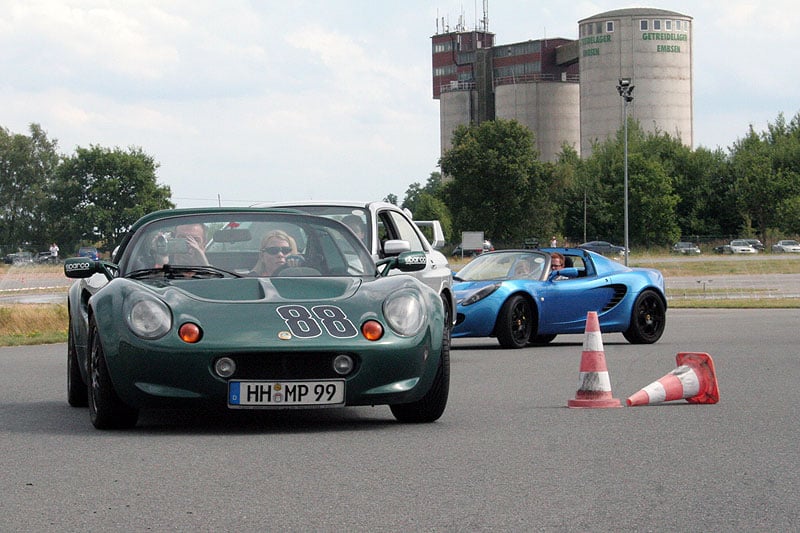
[67,324,88,407]
[88,318,139,429]
[496,294,533,348]
[623,289,666,344]
[390,318,450,423]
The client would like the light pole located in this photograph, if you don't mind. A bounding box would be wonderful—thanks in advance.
[617,78,634,266]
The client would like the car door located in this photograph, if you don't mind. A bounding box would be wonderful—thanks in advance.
[376,208,450,296]
[536,255,621,334]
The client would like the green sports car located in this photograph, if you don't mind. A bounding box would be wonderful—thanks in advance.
[65,208,449,429]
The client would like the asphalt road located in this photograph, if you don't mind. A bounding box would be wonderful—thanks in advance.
[1,308,798,531]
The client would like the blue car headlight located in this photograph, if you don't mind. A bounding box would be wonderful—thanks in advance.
[460,283,501,306]
[124,295,172,340]
[383,290,426,337]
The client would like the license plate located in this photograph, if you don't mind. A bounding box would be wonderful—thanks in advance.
[228,380,345,408]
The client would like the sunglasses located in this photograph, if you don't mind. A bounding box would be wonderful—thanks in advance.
[262,246,292,255]
[551,263,563,267]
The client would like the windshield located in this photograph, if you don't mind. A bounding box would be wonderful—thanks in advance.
[456,251,549,281]
[272,205,370,249]
[118,211,374,278]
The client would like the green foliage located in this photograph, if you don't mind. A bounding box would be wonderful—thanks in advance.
[0,124,60,249]
[53,145,173,251]
[441,119,547,246]
[1,123,174,254]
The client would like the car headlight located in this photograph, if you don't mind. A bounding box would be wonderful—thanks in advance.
[460,283,501,306]
[383,290,426,337]
[125,295,172,339]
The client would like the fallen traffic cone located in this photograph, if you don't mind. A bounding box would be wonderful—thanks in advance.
[626,352,720,406]
[568,311,621,408]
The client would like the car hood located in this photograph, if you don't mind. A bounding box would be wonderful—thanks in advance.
[138,276,363,302]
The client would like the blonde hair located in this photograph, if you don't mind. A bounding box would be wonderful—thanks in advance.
[251,229,298,274]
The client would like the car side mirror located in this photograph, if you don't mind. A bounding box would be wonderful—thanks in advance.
[395,251,427,272]
[382,239,411,257]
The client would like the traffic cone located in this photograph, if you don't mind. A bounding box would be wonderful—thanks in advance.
[626,352,720,406]
[568,311,622,408]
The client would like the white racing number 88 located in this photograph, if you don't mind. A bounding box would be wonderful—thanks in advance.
[276,305,358,339]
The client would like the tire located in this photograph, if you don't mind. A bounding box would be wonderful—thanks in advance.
[390,314,450,423]
[67,324,88,407]
[529,334,556,345]
[496,294,533,349]
[623,289,666,344]
[88,318,139,429]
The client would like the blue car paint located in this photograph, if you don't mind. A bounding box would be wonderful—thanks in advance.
[452,248,666,341]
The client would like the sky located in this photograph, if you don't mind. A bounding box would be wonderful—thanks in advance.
[2,1,798,208]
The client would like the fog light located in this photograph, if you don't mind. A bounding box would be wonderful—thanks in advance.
[332,354,354,375]
[214,357,236,378]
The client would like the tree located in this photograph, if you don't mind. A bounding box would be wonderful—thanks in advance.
[52,145,174,251]
[0,124,60,249]
[565,121,680,246]
[440,119,538,246]
[413,192,452,242]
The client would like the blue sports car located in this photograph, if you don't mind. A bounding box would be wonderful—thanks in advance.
[452,249,667,348]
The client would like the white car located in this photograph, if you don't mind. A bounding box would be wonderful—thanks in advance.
[771,240,800,253]
[255,201,456,327]
[729,240,758,254]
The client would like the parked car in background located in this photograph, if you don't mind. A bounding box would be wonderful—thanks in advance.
[771,240,800,253]
[77,246,100,260]
[713,244,732,254]
[35,251,55,263]
[4,251,34,265]
[452,240,494,257]
[672,242,701,255]
[577,241,627,257]
[743,238,765,251]
[729,240,758,254]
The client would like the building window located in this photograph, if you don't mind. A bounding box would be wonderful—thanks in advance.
[587,23,593,35]
[596,22,603,34]
[653,20,661,30]
[665,20,672,31]
[640,20,648,31]
[606,21,614,32]
[675,20,681,31]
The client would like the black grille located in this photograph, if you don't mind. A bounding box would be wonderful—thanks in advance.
[225,352,359,380]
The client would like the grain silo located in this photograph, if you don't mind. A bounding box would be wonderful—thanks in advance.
[493,38,580,162]
[578,8,693,157]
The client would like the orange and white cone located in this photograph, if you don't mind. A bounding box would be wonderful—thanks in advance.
[568,311,621,408]
[626,352,720,406]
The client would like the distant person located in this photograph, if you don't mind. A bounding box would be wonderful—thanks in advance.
[512,259,532,277]
[49,242,59,263]
[550,236,558,247]
[342,214,367,245]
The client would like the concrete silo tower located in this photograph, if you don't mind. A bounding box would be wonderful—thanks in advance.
[579,8,693,157]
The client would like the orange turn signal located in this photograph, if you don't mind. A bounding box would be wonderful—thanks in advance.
[178,322,203,343]
[361,320,384,341]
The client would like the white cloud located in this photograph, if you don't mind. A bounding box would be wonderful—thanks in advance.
[2,0,799,208]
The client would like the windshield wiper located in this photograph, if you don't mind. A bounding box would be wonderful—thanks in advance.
[126,264,242,280]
